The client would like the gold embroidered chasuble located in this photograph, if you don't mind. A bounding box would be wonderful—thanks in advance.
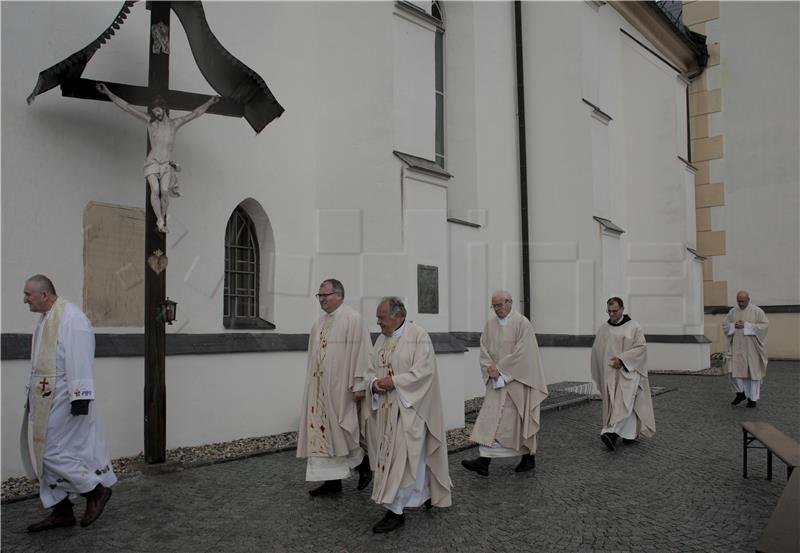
[297,304,371,459]
[366,323,452,508]
[722,304,769,380]
[470,311,548,453]
[590,319,656,437]
[22,297,67,478]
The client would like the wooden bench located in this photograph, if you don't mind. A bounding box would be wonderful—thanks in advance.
[742,422,800,480]
[756,469,800,553]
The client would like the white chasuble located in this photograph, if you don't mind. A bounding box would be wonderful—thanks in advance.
[297,304,371,480]
[470,311,548,456]
[723,304,769,380]
[590,319,656,439]
[366,323,452,512]
[23,301,116,508]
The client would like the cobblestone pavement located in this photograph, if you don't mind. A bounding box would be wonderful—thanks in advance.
[3,362,797,552]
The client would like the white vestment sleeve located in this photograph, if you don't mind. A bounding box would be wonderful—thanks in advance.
[727,324,736,336]
[370,378,380,411]
[62,308,96,401]
[743,322,755,336]
[493,374,507,389]
[395,390,412,408]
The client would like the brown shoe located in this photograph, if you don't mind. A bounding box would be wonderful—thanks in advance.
[81,485,112,527]
[27,511,76,532]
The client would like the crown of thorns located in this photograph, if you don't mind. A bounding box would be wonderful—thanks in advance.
[147,96,168,115]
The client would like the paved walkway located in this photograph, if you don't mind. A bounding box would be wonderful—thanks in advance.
[3,362,798,552]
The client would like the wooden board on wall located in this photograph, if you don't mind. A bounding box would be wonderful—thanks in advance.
[83,202,145,326]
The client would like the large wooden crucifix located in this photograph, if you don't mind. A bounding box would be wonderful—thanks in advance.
[27,0,283,463]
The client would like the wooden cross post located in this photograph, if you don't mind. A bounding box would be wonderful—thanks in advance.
[143,0,170,464]
[28,0,284,465]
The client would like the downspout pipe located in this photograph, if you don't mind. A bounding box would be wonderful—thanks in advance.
[514,0,531,320]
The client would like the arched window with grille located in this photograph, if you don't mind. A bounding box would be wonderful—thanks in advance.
[223,205,275,329]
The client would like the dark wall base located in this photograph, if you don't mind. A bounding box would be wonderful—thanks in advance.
[2,330,710,360]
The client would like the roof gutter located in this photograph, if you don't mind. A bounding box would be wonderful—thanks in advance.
[609,1,709,78]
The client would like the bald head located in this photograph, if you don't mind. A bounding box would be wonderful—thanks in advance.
[736,290,750,309]
[24,274,58,314]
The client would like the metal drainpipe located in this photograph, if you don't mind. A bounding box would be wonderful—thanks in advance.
[514,0,531,320]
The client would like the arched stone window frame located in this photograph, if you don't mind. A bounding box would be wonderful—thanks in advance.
[223,199,276,329]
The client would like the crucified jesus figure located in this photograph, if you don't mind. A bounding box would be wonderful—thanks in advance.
[96,83,220,233]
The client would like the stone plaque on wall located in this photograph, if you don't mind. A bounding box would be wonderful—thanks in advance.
[417,264,438,314]
[83,202,145,326]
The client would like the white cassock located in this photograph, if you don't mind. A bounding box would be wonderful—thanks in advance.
[723,303,769,401]
[24,301,116,508]
[590,316,656,440]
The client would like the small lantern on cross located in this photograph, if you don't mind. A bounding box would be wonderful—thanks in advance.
[160,297,177,325]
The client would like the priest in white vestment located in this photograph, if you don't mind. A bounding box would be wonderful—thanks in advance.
[297,279,373,496]
[723,290,769,408]
[462,291,548,476]
[22,275,116,532]
[365,297,452,533]
[590,297,656,451]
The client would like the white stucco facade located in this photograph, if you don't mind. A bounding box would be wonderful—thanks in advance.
[2,2,710,478]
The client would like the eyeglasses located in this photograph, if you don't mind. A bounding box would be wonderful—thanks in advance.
[316,292,339,299]
[491,300,510,309]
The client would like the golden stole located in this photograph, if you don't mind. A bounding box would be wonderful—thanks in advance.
[21,298,66,479]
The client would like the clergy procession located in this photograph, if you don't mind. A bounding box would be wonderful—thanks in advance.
[19,273,774,539]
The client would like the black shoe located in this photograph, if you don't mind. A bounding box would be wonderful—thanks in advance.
[601,433,618,451]
[357,469,373,491]
[731,392,747,405]
[622,438,637,445]
[373,511,405,533]
[461,457,490,476]
[308,480,342,497]
[746,399,757,408]
[514,453,536,472]
[424,498,432,510]
[356,455,373,491]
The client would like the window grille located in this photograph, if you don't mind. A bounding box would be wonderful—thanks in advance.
[224,206,259,322]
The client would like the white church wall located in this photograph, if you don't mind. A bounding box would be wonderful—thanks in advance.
[616,16,702,339]
[403,171,449,332]
[460,348,485,401]
[647,342,710,372]
[523,1,596,335]
[448,230,490,332]
[436,353,466,431]
[446,0,523,333]
[541,348,593,386]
